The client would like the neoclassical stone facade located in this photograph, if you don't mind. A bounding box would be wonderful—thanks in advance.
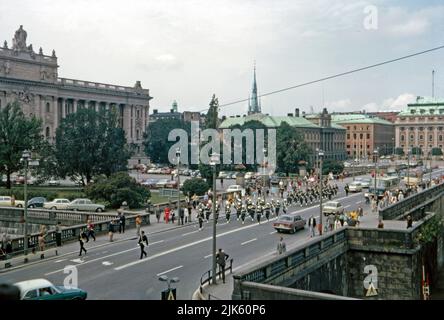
[0,26,152,162]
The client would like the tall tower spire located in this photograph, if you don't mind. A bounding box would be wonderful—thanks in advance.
[248,62,261,114]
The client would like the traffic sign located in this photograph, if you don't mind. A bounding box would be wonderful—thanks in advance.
[161,288,177,300]
[366,282,378,297]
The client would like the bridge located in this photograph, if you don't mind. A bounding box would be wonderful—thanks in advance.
[230,183,444,300]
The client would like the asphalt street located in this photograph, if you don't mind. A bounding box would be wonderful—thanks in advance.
[2,169,443,300]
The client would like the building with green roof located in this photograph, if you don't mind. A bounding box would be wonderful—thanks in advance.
[327,112,395,159]
[395,96,444,155]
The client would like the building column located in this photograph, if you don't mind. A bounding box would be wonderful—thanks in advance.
[53,97,59,133]
[73,99,77,113]
[61,98,66,119]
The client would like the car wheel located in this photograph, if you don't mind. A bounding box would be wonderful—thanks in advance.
[51,206,57,210]
[16,204,23,208]
[29,204,34,208]
[291,226,296,234]
[96,208,103,213]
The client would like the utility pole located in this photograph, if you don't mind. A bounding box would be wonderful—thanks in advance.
[407,147,411,188]
[22,150,30,256]
[373,149,379,200]
[176,148,181,225]
[210,153,219,284]
[318,150,324,236]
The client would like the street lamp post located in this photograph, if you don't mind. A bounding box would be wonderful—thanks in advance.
[318,150,324,236]
[158,275,180,300]
[21,150,31,256]
[176,148,181,224]
[429,150,433,187]
[263,147,267,200]
[210,153,220,284]
[407,147,411,188]
[373,149,379,200]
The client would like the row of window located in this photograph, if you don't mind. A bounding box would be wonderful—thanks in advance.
[347,133,371,139]
[399,117,444,121]
[400,126,443,131]
[400,135,443,142]
[400,145,443,150]
[409,109,444,115]
[346,126,371,131]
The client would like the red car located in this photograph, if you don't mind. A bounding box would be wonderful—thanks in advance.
[273,215,306,234]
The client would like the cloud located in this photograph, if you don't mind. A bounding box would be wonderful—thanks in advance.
[326,98,352,110]
[363,93,416,112]
[388,17,429,36]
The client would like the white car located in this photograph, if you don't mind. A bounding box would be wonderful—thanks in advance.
[43,198,71,210]
[226,185,245,195]
[0,196,25,208]
[348,181,363,192]
[244,172,255,180]
[48,179,60,186]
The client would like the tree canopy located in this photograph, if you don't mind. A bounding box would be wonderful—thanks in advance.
[55,108,131,185]
[276,122,311,174]
[0,101,45,188]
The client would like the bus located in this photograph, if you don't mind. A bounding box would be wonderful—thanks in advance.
[367,176,401,199]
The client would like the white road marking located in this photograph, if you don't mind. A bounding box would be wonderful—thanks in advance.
[344,205,351,209]
[102,261,114,266]
[150,240,164,245]
[102,251,108,254]
[54,259,67,263]
[70,258,84,264]
[356,201,362,204]
[182,230,199,236]
[156,265,183,276]
[204,254,213,259]
[241,238,257,246]
[269,231,277,235]
[45,247,139,276]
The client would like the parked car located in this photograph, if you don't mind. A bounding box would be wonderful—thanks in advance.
[141,179,159,188]
[322,201,344,216]
[161,167,172,175]
[348,181,363,192]
[15,279,87,300]
[273,214,306,234]
[0,196,25,208]
[43,198,71,210]
[155,179,170,189]
[218,171,229,179]
[230,172,238,179]
[358,178,372,188]
[165,180,178,188]
[226,185,245,194]
[244,172,255,180]
[48,179,60,186]
[27,197,47,208]
[66,199,105,212]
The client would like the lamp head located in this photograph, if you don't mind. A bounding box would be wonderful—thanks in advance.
[158,275,168,282]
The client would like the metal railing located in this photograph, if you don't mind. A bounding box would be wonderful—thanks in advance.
[379,182,444,220]
[200,258,233,294]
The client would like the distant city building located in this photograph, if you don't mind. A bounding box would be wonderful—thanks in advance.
[367,111,399,123]
[395,96,444,155]
[150,100,202,123]
[0,26,152,165]
[248,65,261,115]
[220,108,347,163]
[331,113,395,159]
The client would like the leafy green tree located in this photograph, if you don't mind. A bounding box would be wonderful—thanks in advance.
[322,159,344,175]
[431,147,443,156]
[199,94,220,180]
[395,147,405,156]
[181,178,209,196]
[144,118,190,164]
[0,101,45,189]
[55,108,131,185]
[85,172,150,209]
[276,122,311,174]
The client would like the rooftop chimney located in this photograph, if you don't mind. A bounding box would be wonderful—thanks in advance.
[287,113,293,117]
[153,109,158,114]
[295,108,300,117]
[302,111,306,118]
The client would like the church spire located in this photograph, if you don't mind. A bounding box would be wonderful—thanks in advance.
[248,62,261,114]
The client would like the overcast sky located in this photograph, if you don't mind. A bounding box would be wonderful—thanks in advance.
[1,0,443,116]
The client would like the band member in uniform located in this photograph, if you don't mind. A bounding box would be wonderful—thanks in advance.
[264,202,271,221]
[225,201,231,223]
[240,205,247,224]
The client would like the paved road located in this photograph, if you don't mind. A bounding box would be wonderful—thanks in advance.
[2,169,443,300]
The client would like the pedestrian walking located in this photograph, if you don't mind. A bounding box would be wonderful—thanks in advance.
[179,207,184,225]
[198,211,204,231]
[78,232,87,256]
[327,214,335,232]
[38,232,45,259]
[277,237,286,255]
[138,231,149,259]
[55,221,62,247]
[135,215,142,237]
[216,248,230,283]
[308,215,316,237]
[119,212,126,234]
[378,219,384,229]
[108,220,115,242]
[86,220,96,242]
[344,184,349,197]
[155,206,161,223]
[407,215,413,229]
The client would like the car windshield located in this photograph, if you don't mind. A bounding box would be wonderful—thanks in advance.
[325,202,337,207]
[279,216,292,221]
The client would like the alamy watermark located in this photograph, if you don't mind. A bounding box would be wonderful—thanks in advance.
[363,5,378,30]
[167,121,277,170]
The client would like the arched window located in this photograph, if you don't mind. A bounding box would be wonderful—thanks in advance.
[136,129,140,140]
[45,127,50,138]
[46,102,50,113]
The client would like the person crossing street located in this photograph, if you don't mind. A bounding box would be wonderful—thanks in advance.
[138,230,149,259]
